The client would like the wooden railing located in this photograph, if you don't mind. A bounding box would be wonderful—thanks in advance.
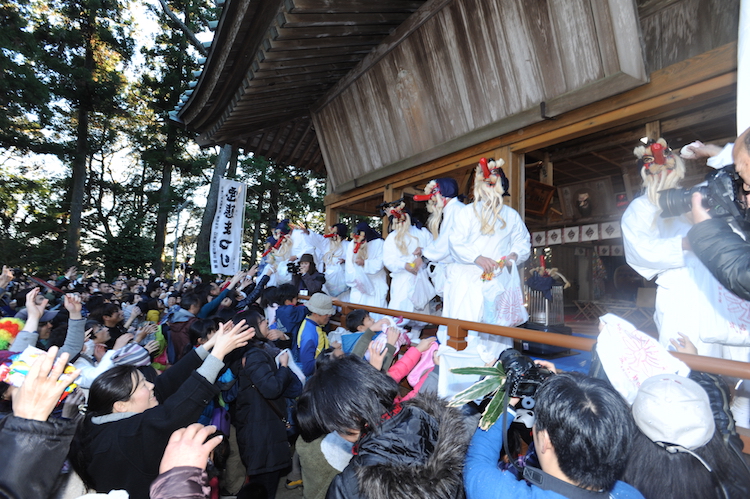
[329,299,750,451]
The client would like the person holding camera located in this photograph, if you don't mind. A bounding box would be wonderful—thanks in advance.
[464,366,644,499]
[621,137,732,358]
[291,253,325,296]
[687,127,750,301]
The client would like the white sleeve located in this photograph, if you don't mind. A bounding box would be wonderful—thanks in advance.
[363,239,385,275]
[621,200,685,280]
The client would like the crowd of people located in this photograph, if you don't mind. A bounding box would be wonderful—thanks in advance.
[1,132,750,499]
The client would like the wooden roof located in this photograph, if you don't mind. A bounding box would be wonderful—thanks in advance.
[176,0,429,174]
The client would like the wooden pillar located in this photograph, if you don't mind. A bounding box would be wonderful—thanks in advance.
[446,320,468,351]
[325,205,339,229]
[494,146,525,214]
[541,151,553,186]
[645,120,661,141]
[381,184,402,234]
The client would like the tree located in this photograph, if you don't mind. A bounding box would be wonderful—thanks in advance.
[32,0,135,266]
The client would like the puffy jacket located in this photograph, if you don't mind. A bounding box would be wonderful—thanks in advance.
[326,393,472,499]
[688,219,750,300]
[0,415,77,499]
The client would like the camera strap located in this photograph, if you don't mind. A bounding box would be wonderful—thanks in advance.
[522,466,609,499]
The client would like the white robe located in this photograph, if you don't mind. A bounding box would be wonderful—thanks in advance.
[423,198,465,299]
[383,225,434,314]
[622,194,750,425]
[449,203,531,357]
[308,231,351,298]
[344,238,388,310]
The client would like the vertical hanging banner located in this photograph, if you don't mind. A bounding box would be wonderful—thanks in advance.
[210,178,247,275]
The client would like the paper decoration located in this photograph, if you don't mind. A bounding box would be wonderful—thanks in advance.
[580,224,599,242]
[611,245,623,256]
[600,221,622,239]
[563,226,580,244]
[546,228,562,245]
[574,247,587,256]
[598,245,610,256]
[532,231,547,247]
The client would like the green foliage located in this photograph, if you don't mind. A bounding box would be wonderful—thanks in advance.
[448,363,507,430]
[92,220,157,279]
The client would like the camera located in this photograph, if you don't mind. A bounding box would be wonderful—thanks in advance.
[658,166,750,228]
[287,261,301,275]
[500,349,553,408]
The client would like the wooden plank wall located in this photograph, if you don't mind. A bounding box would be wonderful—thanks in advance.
[314,0,646,192]
[638,0,739,73]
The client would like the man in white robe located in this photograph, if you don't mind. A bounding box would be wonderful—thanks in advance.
[449,158,531,360]
[415,178,465,344]
[345,222,388,315]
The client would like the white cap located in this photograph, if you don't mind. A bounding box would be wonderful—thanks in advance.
[632,374,715,450]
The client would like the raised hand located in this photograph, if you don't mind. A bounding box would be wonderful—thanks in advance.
[64,293,83,320]
[210,320,254,361]
[159,423,223,474]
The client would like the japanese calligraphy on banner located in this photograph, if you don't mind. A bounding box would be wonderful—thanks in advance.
[210,178,247,275]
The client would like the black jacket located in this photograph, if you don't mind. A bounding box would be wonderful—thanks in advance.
[688,219,750,300]
[293,270,326,295]
[326,393,472,499]
[235,342,302,475]
[0,415,77,499]
[80,349,219,499]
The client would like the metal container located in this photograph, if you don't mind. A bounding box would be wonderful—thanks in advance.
[525,285,565,326]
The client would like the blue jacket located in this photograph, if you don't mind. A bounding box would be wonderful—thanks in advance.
[296,317,329,377]
[464,409,645,499]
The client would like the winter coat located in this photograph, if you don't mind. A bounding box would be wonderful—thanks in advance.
[150,466,210,499]
[688,218,750,301]
[168,308,198,362]
[235,341,302,475]
[325,393,472,499]
[0,415,77,499]
[79,349,219,499]
[293,270,326,295]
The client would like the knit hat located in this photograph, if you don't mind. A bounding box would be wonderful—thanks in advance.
[306,293,335,316]
[633,374,715,450]
[299,253,315,264]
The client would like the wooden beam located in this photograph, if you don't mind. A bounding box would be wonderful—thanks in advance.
[271,25,394,40]
[509,73,736,153]
[280,12,413,28]
[286,0,425,14]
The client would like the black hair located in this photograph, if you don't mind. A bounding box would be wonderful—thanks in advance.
[86,365,141,417]
[345,309,369,332]
[534,372,634,491]
[277,283,299,304]
[90,303,121,323]
[188,318,220,347]
[86,294,109,318]
[180,291,203,311]
[259,286,279,309]
[296,355,398,443]
[623,429,750,499]
[233,310,267,344]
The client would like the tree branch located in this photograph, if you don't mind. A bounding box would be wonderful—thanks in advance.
[155,0,208,57]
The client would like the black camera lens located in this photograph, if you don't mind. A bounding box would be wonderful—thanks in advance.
[500,348,536,377]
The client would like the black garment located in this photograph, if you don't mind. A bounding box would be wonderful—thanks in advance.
[235,342,302,477]
[688,219,750,300]
[293,270,326,296]
[79,349,219,499]
[326,393,472,499]
[237,274,271,310]
[0,415,77,499]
